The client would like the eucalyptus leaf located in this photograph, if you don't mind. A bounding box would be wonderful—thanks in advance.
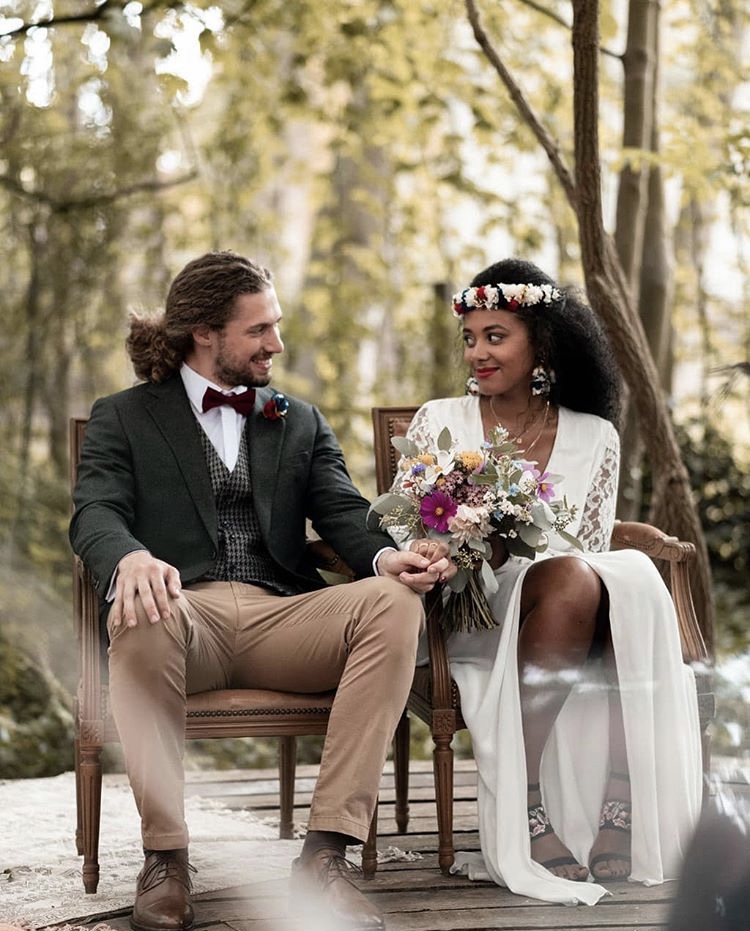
[480,557,499,593]
[557,529,584,551]
[518,523,542,547]
[368,492,412,515]
[530,501,554,529]
[447,567,469,593]
[391,436,419,458]
[436,426,453,451]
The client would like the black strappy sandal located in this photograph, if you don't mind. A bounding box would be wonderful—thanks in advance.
[589,771,632,882]
[527,783,588,880]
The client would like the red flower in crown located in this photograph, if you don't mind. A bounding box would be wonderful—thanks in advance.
[507,298,519,310]
[262,392,289,421]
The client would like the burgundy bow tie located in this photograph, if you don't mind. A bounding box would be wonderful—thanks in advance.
[201,386,256,416]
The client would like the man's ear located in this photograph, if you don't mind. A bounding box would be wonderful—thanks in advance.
[191,324,213,347]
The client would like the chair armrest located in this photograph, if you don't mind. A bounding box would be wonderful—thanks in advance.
[610,521,694,563]
[610,522,709,667]
[305,539,356,580]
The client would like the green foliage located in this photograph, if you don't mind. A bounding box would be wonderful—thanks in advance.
[673,420,750,653]
[0,626,74,778]
[640,416,750,652]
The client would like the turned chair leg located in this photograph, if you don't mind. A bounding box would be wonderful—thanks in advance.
[432,728,455,876]
[362,799,378,879]
[279,735,296,839]
[80,745,103,893]
[74,734,84,856]
[393,711,410,835]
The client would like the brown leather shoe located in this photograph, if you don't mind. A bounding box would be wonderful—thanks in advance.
[291,848,385,930]
[130,848,195,931]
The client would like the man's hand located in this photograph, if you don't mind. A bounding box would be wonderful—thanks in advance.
[110,551,182,628]
[376,541,457,593]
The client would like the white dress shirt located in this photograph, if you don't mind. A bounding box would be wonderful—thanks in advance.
[180,362,250,471]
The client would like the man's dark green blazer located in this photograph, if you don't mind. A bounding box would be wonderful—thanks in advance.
[69,375,394,605]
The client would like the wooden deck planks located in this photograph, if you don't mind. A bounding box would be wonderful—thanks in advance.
[63,757,750,931]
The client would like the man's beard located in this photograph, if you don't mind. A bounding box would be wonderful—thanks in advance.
[214,350,271,388]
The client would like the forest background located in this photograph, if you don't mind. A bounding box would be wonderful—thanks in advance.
[0,0,748,777]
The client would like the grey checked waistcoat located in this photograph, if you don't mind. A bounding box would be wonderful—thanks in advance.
[199,426,298,595]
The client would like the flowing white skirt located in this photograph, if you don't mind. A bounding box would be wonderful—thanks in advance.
[442,549,702,905]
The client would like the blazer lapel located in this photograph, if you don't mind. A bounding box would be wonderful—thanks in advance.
[248,387,286,540]
[144,377,217,542]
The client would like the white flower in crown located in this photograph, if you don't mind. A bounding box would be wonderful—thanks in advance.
[452,281,562,317]
[501,284,528,305]
[483,285,500,306]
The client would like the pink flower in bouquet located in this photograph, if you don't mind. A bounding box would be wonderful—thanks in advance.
[529,467,555,502]
[420,490,458,533]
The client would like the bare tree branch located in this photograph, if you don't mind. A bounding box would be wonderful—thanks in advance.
[1,0,115,38]
[464,0,578,209]
[0,171,197,211]
[0,0,183,39]
[516,0,622,60]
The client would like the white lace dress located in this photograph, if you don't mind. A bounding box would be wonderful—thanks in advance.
[392,396,702,906]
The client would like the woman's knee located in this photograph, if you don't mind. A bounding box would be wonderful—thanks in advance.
[521,557,602,617]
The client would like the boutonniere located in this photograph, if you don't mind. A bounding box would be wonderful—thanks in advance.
[262,391,289,421]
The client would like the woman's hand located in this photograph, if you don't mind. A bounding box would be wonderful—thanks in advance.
[408,539,457,582]
[376,540,457,593]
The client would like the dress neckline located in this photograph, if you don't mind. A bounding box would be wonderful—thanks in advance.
[469,396,564,474]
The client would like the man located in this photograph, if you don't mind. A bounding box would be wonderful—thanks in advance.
[70,251,452,931]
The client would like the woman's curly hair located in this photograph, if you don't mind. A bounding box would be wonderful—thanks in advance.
[468,258,623,427]
[127,251,274,383]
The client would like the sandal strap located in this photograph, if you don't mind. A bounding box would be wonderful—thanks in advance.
[528,802,554,839]
[599,799,632,832]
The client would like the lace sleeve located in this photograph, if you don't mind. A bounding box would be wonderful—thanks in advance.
[388,404,434,494]
[578,424,620,553]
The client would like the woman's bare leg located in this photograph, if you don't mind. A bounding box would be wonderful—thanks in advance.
[518,557,603,881]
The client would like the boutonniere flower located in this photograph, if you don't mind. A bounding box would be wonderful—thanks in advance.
[262,391,289,421]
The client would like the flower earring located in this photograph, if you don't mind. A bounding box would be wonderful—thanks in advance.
[530,365,554,398]
[465,375,480,396]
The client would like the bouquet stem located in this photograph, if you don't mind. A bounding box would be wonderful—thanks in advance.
[441,567,499,633]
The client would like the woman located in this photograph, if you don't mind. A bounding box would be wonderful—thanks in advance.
[392,258,702,906]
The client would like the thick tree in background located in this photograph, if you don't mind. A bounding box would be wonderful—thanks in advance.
[464,0,715,642]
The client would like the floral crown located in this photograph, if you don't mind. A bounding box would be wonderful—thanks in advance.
[452,283,562,318]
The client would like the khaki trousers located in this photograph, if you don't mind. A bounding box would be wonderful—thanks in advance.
[107,577,424,850]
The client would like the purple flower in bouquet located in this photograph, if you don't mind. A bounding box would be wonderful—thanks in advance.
[528,467,556,502]
[420,490,458,533]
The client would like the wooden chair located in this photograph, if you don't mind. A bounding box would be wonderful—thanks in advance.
[69,417,377,894]
[372,405,715,876]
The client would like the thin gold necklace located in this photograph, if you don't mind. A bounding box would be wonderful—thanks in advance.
[489,396,550,456]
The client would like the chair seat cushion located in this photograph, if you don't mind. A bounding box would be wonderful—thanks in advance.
[186,688,335,715]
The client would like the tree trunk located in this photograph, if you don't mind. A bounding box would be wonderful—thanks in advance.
[614,0,655,294]
[465,0,714,641]
[613,0,654,520]
[571,0,714,646]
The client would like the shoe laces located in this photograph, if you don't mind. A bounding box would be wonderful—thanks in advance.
[140,851,197,894]
[315,852,363,889]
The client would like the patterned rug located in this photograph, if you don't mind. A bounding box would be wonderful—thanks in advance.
[0,771,302,929]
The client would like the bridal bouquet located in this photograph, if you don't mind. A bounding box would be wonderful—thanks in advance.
[369,425,580,632]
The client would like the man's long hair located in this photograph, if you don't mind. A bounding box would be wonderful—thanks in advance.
[127,252,274,383]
